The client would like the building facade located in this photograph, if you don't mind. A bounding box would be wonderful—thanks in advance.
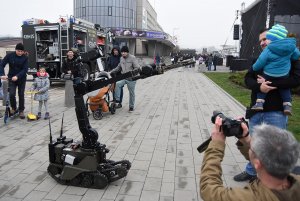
[74,0,137,29]
[74,0,174,56]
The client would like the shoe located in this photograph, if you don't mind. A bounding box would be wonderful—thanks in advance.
[129,107,134,112]
[283,103,292,116]
[233,171,256,182]
[115,103,122,109]
[10,109,16,117]
[251,102,264,111]
[37,112,41,119]
[44,112,50,120]
[292,166,300,175]
[19,111,25,119]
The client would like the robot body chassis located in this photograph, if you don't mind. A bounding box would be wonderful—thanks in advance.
[47,47,190,188]
[47,64,154,189]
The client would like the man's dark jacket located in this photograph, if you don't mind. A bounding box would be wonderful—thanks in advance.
[61,57,81,78]
[245,60,300,114]
[0,52,28,81]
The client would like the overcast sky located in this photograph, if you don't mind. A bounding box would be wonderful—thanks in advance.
[0,0,255,49]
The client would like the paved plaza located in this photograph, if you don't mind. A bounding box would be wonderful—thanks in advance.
[0,65,295,201]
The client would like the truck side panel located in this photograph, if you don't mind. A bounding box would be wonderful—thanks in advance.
[22,25,37,75]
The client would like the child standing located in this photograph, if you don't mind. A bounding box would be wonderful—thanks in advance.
[31,67,50,119]
[251,24,300,115]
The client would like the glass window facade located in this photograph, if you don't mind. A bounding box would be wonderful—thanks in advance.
[74,0,137,29]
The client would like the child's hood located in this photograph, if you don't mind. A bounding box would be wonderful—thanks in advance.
[268,38,297,56]
[36,72,49,78]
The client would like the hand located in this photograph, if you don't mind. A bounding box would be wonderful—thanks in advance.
[260,81,276,93]
[1,75,8,80]
[239,122,251,145]
[211,116,226,142]
[256,75,265,83]
[12,76,18,81]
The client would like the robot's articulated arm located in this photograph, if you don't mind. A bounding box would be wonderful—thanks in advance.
[73,66,154,149]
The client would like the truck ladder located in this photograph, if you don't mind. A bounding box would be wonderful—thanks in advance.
[59,16,69,67]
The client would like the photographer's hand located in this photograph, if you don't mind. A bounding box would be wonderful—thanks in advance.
[238,122,251,145]
[211,116,226,142]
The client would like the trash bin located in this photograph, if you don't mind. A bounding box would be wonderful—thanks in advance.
[230,59,250,71]
[226,55,235,67]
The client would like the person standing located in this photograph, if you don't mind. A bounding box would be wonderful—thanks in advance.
[213,54,218,71]
[233,29,300,182]
[250,24,300,115]
[30,67,50,119]
[155,53,161,67]
[0,43,28,119]
[200,118,300,201]
[207,54,213,71]
[107,46,123,108]
[61,49,82,84]
[110,46,140,112]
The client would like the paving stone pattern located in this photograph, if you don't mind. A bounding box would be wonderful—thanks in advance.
[0,66,288,201]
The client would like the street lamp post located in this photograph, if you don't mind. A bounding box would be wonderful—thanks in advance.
[172,27,179,43]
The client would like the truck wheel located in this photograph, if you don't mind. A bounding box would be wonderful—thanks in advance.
[81,63,90,81]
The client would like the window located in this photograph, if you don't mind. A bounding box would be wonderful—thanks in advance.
[108,6,112,16]
[82,7,86,17]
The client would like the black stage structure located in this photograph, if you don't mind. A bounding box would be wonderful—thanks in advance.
[238,0,300,69]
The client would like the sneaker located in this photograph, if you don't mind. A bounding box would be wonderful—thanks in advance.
[233,171,257,182]
[251,102,264,111]
[44,112,50,120]
[37,112,42,119]
[129,107,134,112]
[292,166,300,175]
[283,103,292,116]
[10,109,16,117]
[19,111,25,119]
[115,103,122,109]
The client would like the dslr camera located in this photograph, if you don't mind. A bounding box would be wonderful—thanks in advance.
[211,111,247,138]
[197,111,248,153]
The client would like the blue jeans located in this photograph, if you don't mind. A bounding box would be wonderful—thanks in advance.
[207,62,212,71]
[257,74,291,103]
[257,89,291,103]
[114,79,136,108]
[245,111,288,176]
[113,86,123,103]
[73,77,82,85]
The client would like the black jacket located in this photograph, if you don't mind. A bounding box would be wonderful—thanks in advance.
[0,52,28,81]
[244,60,300,113]
[106,46,121,71]
[62,57,81,78]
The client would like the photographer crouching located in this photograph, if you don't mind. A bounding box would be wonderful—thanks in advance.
[200,114,300,201]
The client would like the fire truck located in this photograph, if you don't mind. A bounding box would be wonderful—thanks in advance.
[22,16,112,81]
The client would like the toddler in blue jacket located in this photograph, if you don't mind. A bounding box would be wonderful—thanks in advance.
[251,24,300,115]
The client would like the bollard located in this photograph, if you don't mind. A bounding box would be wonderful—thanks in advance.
[64,80,75,107]
[2,80,8,106]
